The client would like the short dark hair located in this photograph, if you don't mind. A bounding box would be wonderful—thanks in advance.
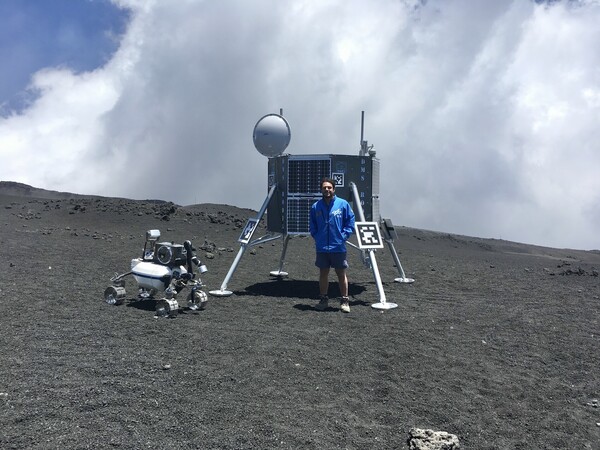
[320,177,336,189]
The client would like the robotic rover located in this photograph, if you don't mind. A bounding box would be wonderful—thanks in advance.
[103,229,208,317]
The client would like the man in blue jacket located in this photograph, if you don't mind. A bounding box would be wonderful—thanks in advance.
[309,177,356,312]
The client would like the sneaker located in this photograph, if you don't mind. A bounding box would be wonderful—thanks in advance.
[340,296,350,313]
[315,295,328,311]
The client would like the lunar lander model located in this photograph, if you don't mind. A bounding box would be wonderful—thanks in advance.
[103,229,209,317]
[209,111,414,309]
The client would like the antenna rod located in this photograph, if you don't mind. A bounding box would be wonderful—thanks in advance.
[360,110,367,156]
[360,111,365,145]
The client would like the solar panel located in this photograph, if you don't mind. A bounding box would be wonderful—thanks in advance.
[287,158,331,195]
[286,197,316,233]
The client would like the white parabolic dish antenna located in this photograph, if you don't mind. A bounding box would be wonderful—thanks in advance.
[253,114,291,157]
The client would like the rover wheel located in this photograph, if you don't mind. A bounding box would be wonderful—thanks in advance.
[188,289,208,310]
[104,286,126,305]
[156,299,179,318]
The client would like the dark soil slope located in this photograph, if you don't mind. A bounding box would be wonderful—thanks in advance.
[1,185,599,449]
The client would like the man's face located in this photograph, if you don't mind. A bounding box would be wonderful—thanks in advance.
[321,182,335,200]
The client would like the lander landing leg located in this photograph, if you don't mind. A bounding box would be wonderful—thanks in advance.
[209,184,279,297]
[270,234,291,277]
[387,239,415,284]
[380,217,415,284]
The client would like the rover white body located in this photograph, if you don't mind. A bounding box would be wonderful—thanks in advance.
[130,259,187,291]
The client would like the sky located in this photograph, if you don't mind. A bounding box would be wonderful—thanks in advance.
[1,0,599,250]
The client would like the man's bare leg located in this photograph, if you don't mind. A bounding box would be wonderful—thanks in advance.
[319,268,330,296]
[335,268,350,313]
[335,268,348,297]
[315,268,331,310]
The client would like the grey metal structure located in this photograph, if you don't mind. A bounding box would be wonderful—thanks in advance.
[209,112,414,303]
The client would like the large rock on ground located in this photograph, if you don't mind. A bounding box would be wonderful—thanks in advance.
[407,428,460,450]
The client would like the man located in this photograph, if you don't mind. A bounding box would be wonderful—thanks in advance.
[309,177,356,312]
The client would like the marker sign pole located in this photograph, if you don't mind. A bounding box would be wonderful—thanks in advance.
[349,182,398,310]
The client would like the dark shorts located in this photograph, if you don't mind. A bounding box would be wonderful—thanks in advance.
[315,252,348,269]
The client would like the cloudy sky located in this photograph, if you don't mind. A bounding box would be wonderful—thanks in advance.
[1,0,599,250]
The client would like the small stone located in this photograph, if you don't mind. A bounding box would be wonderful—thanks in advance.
[407,428,460,450]
[162,364,171,370]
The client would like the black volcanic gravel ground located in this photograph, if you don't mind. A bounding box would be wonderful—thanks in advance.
[1,192,600,449]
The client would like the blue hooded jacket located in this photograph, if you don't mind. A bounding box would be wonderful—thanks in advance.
[309,195,356,253]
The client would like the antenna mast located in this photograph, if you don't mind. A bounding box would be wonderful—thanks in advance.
[359,111,374,156]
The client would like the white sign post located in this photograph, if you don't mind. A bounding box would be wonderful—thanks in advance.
[354,221,398,310]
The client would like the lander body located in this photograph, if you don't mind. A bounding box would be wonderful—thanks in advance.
[209,112,414,309]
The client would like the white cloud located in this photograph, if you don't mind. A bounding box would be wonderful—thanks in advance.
[1,0,599,249]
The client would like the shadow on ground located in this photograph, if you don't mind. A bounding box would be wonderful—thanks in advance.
[239,278,367,299]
